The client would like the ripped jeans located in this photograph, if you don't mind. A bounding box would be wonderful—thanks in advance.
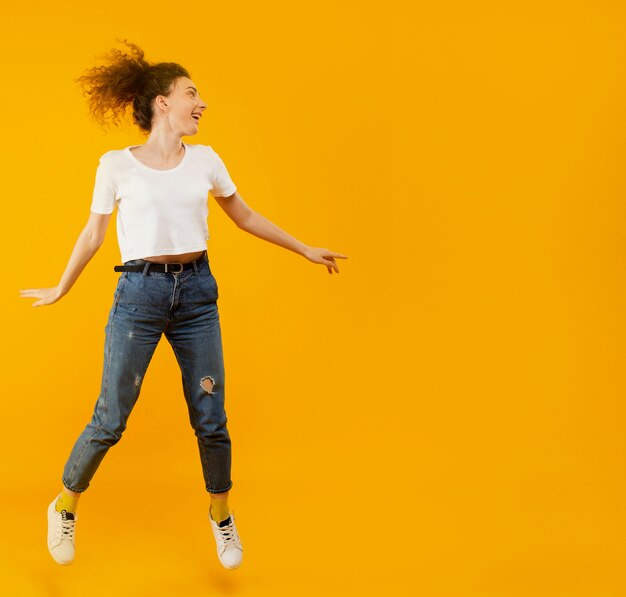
[62,251,232,494]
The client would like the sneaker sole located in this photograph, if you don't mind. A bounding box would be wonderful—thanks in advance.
[219,556,243,570]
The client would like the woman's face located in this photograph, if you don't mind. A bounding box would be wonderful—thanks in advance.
[155,76,207,136]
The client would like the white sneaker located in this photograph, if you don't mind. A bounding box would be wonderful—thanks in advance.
[47,494,77,565]
[209,510,243,569]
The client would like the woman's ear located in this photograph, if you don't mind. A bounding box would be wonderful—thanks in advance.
[155,96,168,111]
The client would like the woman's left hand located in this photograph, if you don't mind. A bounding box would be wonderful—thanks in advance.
[303,247,348,274]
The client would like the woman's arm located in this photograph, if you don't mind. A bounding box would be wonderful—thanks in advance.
[214,191,348,274]
[19,211,113,307]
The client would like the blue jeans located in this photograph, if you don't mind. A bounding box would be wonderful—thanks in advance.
[62,251,233,494]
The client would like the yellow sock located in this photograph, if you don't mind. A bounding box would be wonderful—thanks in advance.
[55,488,80,513]
[210,496,230,523]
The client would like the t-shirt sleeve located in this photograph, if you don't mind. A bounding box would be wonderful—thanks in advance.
[210,150,237,198]
[90,155,117,214]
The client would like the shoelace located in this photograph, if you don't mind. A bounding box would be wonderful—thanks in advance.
[57,512,76,541]
[215,516,240,548]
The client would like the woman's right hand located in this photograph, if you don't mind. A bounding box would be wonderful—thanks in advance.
[19,211,110,309]
[19,286,64,307]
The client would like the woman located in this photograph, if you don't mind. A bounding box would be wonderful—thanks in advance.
[19,40,347,569]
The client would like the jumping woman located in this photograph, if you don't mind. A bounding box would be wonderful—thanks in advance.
[19,40,347,569]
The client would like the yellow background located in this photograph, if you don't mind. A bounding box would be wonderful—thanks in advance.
[2,0,626,595]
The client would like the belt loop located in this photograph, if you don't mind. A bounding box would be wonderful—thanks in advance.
[141,261,151,276]
[192,257,199,275]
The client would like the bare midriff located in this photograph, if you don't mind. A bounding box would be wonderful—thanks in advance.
[141,250,205,264]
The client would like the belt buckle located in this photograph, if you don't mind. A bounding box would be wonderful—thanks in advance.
[165,262,184,274]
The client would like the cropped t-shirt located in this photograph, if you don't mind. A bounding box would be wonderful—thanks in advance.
[90,142,237,263]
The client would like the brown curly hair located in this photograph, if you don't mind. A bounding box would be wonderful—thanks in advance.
[75,39,190,134]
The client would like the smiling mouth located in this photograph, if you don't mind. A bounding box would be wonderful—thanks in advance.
[192,114,201,122]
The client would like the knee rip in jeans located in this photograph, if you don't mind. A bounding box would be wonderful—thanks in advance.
[200,376,216,394]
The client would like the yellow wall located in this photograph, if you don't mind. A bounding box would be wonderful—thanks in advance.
[3,1,626,595]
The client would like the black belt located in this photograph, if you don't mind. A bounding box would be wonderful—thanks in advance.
[114,251,207,273]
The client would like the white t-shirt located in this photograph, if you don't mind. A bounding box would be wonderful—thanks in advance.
[90,142,237,263]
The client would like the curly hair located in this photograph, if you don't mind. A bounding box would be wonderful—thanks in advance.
[75,39,190,134]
